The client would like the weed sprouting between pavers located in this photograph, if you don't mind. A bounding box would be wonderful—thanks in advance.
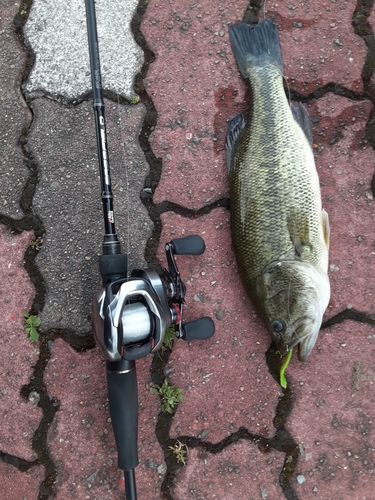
[29,235,43,250]
[23,311,40,342]
[4,0,375,498]
[161,326,175,352]
[150,379,184,414]
[168,440,188,465]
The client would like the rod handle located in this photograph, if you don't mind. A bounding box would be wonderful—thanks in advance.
[99,254,128,282]
[106,363,139,471]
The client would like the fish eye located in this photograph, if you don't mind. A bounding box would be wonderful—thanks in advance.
[272,320,285,333]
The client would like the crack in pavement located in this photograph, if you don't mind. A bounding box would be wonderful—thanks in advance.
[132,0,299,497]
[20,339,59,499]
[134,0,375,499]
[1,0,375,497]
[0,449,38,472]
[149,334,300,499]
[0,2,61,498]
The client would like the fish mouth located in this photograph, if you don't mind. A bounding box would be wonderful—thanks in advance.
[271,317,317,361]
[292,317,317,362]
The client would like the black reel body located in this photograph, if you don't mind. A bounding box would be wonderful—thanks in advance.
[92,235,215,364]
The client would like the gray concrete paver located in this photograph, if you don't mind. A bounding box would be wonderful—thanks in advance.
[29,98,151,333]
[24,0,143,100]
[0,1,32,219]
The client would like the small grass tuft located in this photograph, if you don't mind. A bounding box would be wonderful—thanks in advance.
[169,440,188,465]
[130,95,140,104]
[23,312,40,342]
[162,326,175,352]
[29,235,43,250]
[150,379,183,413]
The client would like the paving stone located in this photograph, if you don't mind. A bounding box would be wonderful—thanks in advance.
[310,94,375,317]
[135,356,166,500]
[158,210,281,443]
[265,1,366,94]
[2,0,375,497]
[143,0,248,210]
[286,322,375,499]
[45,339,164,500]
[0,225,42,461]
[28,98,152,333]
[172,441,284,499]
[368,7,375,28]
[24,0,143,100]
[0,461,45,500]
[0,1,32,219]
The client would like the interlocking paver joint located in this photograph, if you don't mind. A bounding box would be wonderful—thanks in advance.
[1,0,375,498]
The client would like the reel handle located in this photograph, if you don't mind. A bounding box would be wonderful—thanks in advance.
[170,235,205,255]
[181,317,215,341]
[106,360,139,472]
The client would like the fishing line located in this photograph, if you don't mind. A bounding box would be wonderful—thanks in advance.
[116,94,131,277]
[284,76,292,105]
[262,1,267,20]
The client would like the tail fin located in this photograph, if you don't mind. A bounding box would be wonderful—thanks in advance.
[228,19,283,78]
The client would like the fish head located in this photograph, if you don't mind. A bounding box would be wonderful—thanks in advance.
[257,260,330,361]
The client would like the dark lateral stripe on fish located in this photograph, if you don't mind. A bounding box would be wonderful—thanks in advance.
[228,19,283,78]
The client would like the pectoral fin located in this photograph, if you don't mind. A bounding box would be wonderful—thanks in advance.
[322,209,330,249]
[287,210,312,259]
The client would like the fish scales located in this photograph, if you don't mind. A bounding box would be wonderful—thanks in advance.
[227,19,330,361]
[233,68,324,283]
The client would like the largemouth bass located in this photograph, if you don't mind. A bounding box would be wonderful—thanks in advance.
[227,19,330,361]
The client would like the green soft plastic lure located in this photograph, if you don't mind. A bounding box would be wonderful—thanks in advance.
[280,349,293,389]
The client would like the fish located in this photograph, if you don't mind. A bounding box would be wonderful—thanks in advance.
[227,19,330,362]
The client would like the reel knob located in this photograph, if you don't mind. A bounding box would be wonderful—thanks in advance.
[181,317,215,341]
[170,235,205,255]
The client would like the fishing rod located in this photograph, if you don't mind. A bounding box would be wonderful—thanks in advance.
[85,1,215,498]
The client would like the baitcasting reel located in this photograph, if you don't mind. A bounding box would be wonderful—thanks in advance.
[92,234,215,364]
